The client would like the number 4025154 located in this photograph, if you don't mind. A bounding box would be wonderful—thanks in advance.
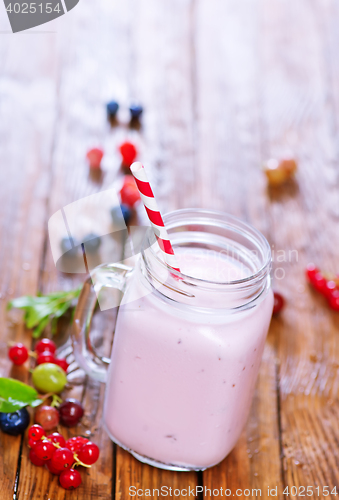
[283,486,338,496]
[6,3,61,14]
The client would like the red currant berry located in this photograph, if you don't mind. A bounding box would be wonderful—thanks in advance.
[324,280,337,298]
[35,338,57,355]
[273,292,285,315]
[280,157,297,176]
[119,142,137,166]
[8,343,28,365]
[312,272,327,294]
[305,263,319,283]
[47,432,66,447]
[59,399,84,427]
[54,358,69,372]
[37,350,56,365]
[120,176,140,207]
[59,468,82,490]
[329,290,339,311]
[34,405,60,431]
[50,447,74,471]
[28,438,38,449]
[34,439,55,461]
[46,459,62,475]
[77,442,100,465]
[29,449,45,466]
[65,436,89,452]
[86,148,104,169]
[28,424,45,441]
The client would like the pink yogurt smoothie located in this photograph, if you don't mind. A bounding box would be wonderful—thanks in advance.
[103,248,273,469]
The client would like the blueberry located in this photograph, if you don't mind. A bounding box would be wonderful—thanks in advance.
[129,104,143,120]
[60,237,78,257]
[83,233,101,253]
[110,205,132,226]
[121,204,132,224]
[0,408,30,436]
[106,100,119,118]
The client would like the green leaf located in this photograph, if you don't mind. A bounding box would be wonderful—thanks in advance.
[32,316,50,338]
[7,296,36,310]
[7,287,81,338]
[0,378,43,413]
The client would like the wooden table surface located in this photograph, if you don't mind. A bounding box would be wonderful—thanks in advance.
[1,0,339,498]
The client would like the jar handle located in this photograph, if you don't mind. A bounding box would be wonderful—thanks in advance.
[71,263,133,383]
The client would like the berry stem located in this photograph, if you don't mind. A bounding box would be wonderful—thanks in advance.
[73,454,92,468]
[41,435,92,468]
[51,394,62,408]
[42,436,61,448]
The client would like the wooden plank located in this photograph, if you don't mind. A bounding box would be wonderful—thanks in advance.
[259,0,339,497]
[195,0,283,497]
[0,26,60,500]
[116,450,198,500]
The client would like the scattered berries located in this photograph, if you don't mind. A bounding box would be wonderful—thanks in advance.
[305,263,319,282]
[120,204,132,224]
[47,432,66,448]
[60,236,79,257]
[32,363,67,393]
[59,399,84,427]
[0,408,30,436]
[263,157,297,186]
[34,405,60,431]
[37,351,56,365]
[29,449,45,467]
[119,142,137,167]
[273,292,285,315]
[28,426,99,490]
[129,104,143,120]
[106,100,119,119]
[46,459,62,475]
[8,338,64,370]
[35,339,57,355]
[312,272,327,293]
[51,447,74,471]
[120,175,140,207]
[66,436,89,453]
[329,290,339,311]
[8,337,70,381]
[28,424,44,441]
[77,441,100,465]
[279,158,297,176]
[34,439,55,461]
[59,468,82,490]
[8,343,29,365]
[306,264,339,311]
[83,233,101,253]
[110,204,132,227]
[54,358,69,372]
[28,438,38,449]
[86,148,104,169]
[324,280,337,299]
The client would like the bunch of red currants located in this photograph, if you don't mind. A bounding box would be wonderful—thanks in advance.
[306,264,339,310]
[8,338,68,371]
[28,424,99,490]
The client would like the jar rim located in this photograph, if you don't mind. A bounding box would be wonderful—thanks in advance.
[141,208,271,289]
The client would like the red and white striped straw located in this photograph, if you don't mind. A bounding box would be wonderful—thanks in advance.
[130,162,180,272]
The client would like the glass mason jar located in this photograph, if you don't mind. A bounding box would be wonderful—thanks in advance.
[72,209,273,471]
